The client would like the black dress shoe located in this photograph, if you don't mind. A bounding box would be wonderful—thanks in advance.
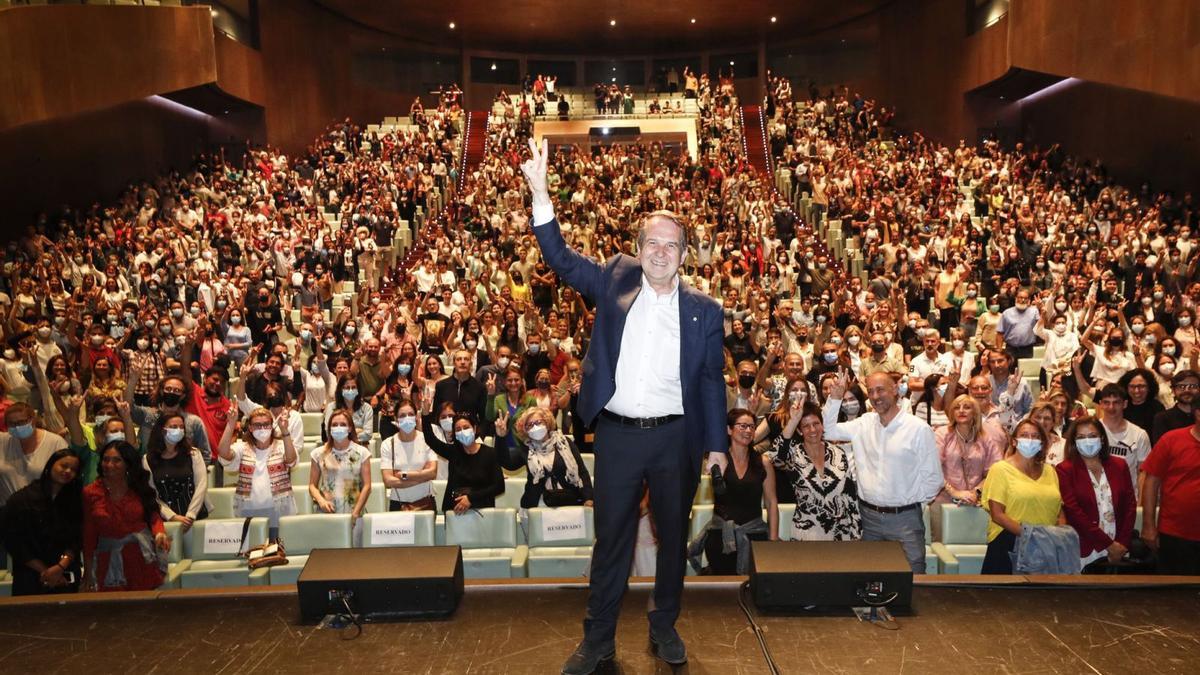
[649,628,688,665]
[561,640,616,675]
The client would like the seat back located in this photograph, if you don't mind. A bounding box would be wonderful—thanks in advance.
[445,508,517,549]
[940,504,990,545]
[366,481,386,513]
[277,514,353,555]
[207,487,236,519]
[361,511,436,547]
[495,477,525,510]
[163,521,185,564]
[526,507,594,547]
[777,504,797,541]
[431,479,447,512]
[187,518,268,560]
[300,412,325,438]
[291,462,311,487]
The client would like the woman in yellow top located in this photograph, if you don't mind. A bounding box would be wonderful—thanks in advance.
[980,419,1065,574]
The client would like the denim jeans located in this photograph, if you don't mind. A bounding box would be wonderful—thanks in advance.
[860,505,927,573]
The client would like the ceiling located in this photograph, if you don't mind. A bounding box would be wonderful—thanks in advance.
[310,0,891,54]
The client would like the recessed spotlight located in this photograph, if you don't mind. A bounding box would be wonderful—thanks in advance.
[491,63,497,71]
[770,16,777,23]
[210,8,218,18]
[612,67,617,71]
[690,18,696,24]
[611,77,616,82]
[449,21,456,30]
[729,60,735,66]
[609,19,616,26]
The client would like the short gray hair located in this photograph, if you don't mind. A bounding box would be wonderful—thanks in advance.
[636,210,688,251]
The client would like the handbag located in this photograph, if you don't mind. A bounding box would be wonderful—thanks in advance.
[238,517,288,570]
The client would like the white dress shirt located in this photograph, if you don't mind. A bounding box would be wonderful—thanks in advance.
[606,275,684,418]
[821,399,944,507]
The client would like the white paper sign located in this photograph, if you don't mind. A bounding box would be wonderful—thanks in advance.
[203,520,245,555]
[371,512,416,546]
[541,508,587,542]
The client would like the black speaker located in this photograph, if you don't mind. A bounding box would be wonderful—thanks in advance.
[749,540,913,613]
[297,546,464,623]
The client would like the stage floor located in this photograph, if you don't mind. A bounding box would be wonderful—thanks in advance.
[2,580,1199,674]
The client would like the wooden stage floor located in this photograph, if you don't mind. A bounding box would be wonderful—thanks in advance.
[1,578,1199,674]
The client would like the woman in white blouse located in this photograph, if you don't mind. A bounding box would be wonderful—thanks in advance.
[379,400,438,511]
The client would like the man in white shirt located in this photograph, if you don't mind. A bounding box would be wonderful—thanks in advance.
[907,331,951,397]
[1095,384,1151,498]
[825,372,944,573]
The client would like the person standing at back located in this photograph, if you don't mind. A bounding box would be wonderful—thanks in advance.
[521,139,728,674]
[823,372,943,572]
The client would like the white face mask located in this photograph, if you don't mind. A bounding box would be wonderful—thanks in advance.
[252,428,274,444]
[527,423,548,441]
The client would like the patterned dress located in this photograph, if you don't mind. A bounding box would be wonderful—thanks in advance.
[771,436,862,541]
[310,443,370,514]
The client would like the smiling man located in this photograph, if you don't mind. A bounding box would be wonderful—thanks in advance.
[521,138,727,674]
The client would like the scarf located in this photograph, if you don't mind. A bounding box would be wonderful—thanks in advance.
[526,431,583,489]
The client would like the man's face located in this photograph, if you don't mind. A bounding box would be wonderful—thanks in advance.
[204,373,224,397]
[453,351,470,374]
[783,354,804,379]
[968,377,992,403]
[1174,377,1200,405]
[638,216,685,288]
[364,340,381,358]
[1097,396,1126,419]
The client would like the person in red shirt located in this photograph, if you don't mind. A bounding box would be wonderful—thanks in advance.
[1142,408,1200,575]
[179,340,231,467]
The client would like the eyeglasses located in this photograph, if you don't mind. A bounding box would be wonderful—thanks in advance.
[732,423,755,430]
[1174,383,1200,390]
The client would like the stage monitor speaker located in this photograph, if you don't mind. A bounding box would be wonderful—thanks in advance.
[297,546,464,623]
[749,540,913,614]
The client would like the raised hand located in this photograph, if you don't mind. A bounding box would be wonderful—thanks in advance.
[520,138,550,201]
[495,409,509,437]
[486,372,497,395]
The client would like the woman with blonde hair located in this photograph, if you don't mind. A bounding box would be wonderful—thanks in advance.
[513,406,593,509]
[933,394,1006,506]
[217,405,297,541]
[309,408,372,545]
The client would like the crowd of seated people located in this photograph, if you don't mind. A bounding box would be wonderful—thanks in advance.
[1,70,1198,597]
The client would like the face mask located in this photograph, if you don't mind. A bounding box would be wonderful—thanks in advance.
[161,392,183,407]
[497,357,510,369]
[937,384,948,398]
[1164,345,1177,356]
[439,418,454,433]
[528,344,541,354]
[907,320,917,329]
[823,352,839,364]
[1131,324,1145,335]
[345,326,356,336]
[527,424,548,441]
[1015,438,1043,459]
[329,426,351,441]
[1054,324,1067,336]
[950,339,964,351]
[1158,362,1176,377]
[164,428,185,444]
[1016,303,1029,311]
[1076,437,1102,458]
[106,315,118,324]
[966,290,977,298]
[171,308,184,319]
[90,335,105,347]
[397,415,417,434]
[9,423,34,440]
[871,341,886,353]
[989,305,1000,314]
[323,338,336,349]
[847,336,861,347]
[792,311,804,323]
[815,315,828,324]
[106,431,126,444]
[830,336,843,346]
[37,327,52,339]
[252,428,274,444]
[465,340,478,350]
[898,380,909,397]
[455,429,476,445]
[396,363,412,376]
[1181,317,1193,327]
[842,398,861,416]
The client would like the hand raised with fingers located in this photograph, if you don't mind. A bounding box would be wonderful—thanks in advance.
[520,138,550,201]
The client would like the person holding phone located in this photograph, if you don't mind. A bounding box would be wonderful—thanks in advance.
[0,449,83,595]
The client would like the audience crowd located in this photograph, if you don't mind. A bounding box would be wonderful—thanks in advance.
[1,70,1198,596]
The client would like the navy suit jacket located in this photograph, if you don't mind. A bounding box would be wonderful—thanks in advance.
[533,219,729,468]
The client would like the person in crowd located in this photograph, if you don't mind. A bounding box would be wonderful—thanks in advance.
[1056,417,1136,572]
[1151,369,1200,444]
[1092,384,1151,499]
[996,289,1039,358]
[1,403,69,509]
[326,375,374,446]
[912,373,950,428]
[309,409,371,546]
[515,406,594,509]
[217,405,297,541]
[979,420,1065,574]
[773,401,858,541]
[1141,403,1200,575]
[486,364,537,470]
[1116,369,1165,435]
[82,441,171,591]
[126,367,211,458]
[422,404,504,514]
[1028,401,1067,465]
[823,372,942,572]
[0,448,82,595]
[933,395,1006,506]
[143,414,208,531]
[379,399,438,511]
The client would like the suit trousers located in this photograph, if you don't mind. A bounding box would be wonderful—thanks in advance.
[583,415,697,644]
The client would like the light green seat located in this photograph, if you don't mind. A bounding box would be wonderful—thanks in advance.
[365,481,386,514]
[935,504,989,574]
[207,487,236,519]
[180,518,271,588]
[495,477,525,510]
[291,462,311,487]
[1018,358,1040,378]
[159,521,190,589]
[445,508,527,579]
[580,453,595,476]
[300,412,324,441]
[777,504,797,541]
[268,514,354,586]
[361,511,436,547]
[431,479,447,513]
[525,507,594,578]
[923,506,957,574]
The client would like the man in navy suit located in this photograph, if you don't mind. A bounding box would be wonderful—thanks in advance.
[520,139,729,673]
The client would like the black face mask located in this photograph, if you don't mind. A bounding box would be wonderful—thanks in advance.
[1108,337,1124,348]
[738,374,756,389]
[871,343,886,353]
[161,392,183,407]
[267,394,287,408]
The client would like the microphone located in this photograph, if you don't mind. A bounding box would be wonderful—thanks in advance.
[710,462,727,497]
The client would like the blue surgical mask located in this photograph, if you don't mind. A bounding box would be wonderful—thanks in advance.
[164,427,185,444]
[397,415,417,434]
[1076,437,1102,458]
[1016,438,1043,458]
[397,364,412,375]
[105,432,126,444]
[823,352,838,364]
[898,380,909,397]
[455,429,476,445]
[329,426,351,441]
[9,423,34,440]
[439,418,454,433]
[342,389,358,401]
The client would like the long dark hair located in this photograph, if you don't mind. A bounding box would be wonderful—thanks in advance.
[39,448,83,515]
[99,441,160,530]
[146,413,194,471]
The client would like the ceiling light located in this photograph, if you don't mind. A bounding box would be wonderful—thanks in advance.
[729,60,735,65]
[770,16,777,23]
[491,63,497,70]
[609,19,616,26]
[449,21,456,29]
[690,18,696,24]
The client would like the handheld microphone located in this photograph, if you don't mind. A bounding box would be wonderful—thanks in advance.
[710,462,727,497]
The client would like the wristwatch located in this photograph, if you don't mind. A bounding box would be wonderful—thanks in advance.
[401,471,408,481]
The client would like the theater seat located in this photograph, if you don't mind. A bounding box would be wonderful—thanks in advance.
[291,462,311,487]
[365,481,386,514]
[525,507,594,578]
[694,474,713,504]
[495,477,525,511]
[300,412,324,442]
[158,521,190,589]
[777,504,796,541]
[361,511,435,547]
[268,514,354,586]
[207,487,235,519]
[935,504,990,574]
[444,508,526,579]
[580,453,595,476]
[179,518,271,588]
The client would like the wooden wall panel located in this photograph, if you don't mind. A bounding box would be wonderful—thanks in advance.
[215,33,267,107]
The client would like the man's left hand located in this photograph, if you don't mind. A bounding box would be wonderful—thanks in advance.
[705,452,728,476]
